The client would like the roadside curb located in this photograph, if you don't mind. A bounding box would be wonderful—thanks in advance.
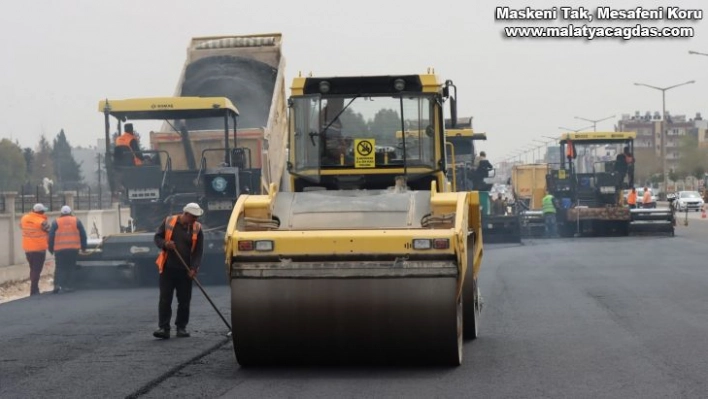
[0,258,55,287]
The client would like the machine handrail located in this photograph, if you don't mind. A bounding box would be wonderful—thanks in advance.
[196,147,253,183]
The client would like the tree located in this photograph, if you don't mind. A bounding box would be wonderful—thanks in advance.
[634,148,661,185]
[0,139,28,191]
[52,129,83,189]
[22,147,34,182]
[677,136,708,179]
[367,109,401,145]
[339,109,368,137]
[30,135,55,187]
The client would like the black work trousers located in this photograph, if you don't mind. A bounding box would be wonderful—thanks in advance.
[25,251,46,295]
[158,267,193,330]
[55,249,79,290]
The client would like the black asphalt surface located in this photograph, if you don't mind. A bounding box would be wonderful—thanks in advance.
[1,219,707,398]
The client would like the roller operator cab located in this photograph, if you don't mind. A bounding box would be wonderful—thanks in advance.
[225,74,484,366]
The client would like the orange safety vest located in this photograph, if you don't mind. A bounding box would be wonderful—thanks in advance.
[627,191,637,205]
[54,216,81,251]
[20,212,49,252]
[115,133,143,166]
[566,140,575,159]
[155,215,201,274]
[643,191,652,204]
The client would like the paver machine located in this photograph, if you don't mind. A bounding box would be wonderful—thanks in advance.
[226,73,484,366]
[77,97,261,285]
[548,132,673,236]
[77,33,289,286]
[446,125,521,243]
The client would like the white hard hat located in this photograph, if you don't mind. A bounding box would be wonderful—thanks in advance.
[60,205,72,215]
[183,202,204,217]
[33,203,48,212]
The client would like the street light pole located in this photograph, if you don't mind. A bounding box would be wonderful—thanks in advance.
[558,125,594,133]
[534,139,555,163]
[634,80,696,193]
[574,115,616,132]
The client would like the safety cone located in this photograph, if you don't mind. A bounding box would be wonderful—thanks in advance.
[702,206,706,219]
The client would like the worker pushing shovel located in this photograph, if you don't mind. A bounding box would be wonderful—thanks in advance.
[152,203,232,340]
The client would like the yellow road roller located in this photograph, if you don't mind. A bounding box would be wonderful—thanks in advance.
[225,73,484,366]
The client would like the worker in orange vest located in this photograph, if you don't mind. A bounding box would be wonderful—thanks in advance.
[20,203,50,296]
[642,187,653,208]
[627,187,638,209]
[152,203,204,339]
[48,206,87,293]
[114,123,144,166]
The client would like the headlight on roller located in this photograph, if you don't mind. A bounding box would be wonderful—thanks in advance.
[412,239,432,250]
[254,240,274,252]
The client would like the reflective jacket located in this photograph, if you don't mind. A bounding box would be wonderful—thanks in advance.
[643,191,652,204]
[49,216,81,251]
[155,215,202,274]
[542,194,556,214]
[20,212,49,252]
[115,133,143,166]
[627,191,637,205]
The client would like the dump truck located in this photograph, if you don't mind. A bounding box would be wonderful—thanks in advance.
[446,125,521,243]
[76,33,287,286]
[154,33,288,193]
[548,132,673,236]
[226,73,484,366]
[510,163,550,237]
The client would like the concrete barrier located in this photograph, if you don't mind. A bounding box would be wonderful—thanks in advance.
[0,192,130,285]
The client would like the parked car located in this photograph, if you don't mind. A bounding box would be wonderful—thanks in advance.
[673,191,704,212]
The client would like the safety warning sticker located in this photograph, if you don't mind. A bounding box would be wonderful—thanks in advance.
[354,139,375,168]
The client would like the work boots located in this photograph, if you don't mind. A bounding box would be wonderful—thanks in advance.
[153,328,170,339]
[176,328,190,338]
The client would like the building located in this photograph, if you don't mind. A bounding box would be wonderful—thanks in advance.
[545,145,560,166]
[692,118,708,149]
[616,111,700,173]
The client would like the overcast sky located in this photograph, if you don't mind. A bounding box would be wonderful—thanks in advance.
[0,0,706,162]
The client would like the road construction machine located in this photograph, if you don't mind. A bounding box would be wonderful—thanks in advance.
[548,132,673,236]
[226,73,484,366]
[446,125,521,243]
[510,163,550,237]
[76,33,287,286]
[77,97,259,285]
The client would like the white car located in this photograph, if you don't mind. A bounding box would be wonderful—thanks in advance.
[674,191,704,212]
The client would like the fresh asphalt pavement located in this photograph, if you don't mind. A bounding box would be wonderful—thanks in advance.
[1,221,707,399]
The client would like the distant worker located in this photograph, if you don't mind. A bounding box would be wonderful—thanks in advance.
[114,123,144,166]
[542,191,558,238]
[627,187,638,209]
[642,186,653,208]
[48,206,87,293]
[20,203,50,296]
[492,193,507,216]
[472,151,494,191]
[615,146,634,189]
[625,147,635,188]
[152,203,204,339]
